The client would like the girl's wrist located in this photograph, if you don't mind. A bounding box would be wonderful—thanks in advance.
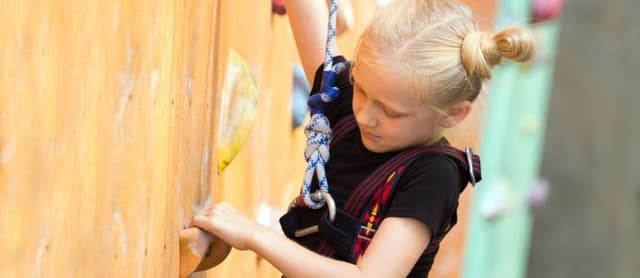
[247,223,272,252]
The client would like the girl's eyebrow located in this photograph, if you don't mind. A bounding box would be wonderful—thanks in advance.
[353,78,410,115]
[379,95,411,116]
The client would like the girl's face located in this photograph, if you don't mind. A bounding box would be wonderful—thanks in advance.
[351,58,442,153]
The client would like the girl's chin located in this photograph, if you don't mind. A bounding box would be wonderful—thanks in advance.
[361,136,389,153]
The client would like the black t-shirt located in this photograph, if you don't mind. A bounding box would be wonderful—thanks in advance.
[296,56,462,277]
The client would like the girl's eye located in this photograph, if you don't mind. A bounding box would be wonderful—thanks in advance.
[382,104,407,118]
[383,109,403,118]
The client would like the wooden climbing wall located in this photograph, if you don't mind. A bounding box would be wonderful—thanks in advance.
[0,0,495,277]
[206,0,302,277]
[1,1,221,276]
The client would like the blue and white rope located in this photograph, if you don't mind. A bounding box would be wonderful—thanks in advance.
[300,0,341,209]
[324,0,338,72]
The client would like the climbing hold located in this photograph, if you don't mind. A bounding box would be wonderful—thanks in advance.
[178,227,231,277]
[272,0,286,15]
[480,177,514,220]
[217,50,259,173]
[528,178,550,211]
[531,0,565,23]
[376,0,392,8]
[291,63,310,129]
[521,115,540,136]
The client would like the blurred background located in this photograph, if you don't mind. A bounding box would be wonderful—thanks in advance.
[528,0,640,277]
[0,0,637,277]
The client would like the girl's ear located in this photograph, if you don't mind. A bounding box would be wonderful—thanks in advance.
[438,100,472,128]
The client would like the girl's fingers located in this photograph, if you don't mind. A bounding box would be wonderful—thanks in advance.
[192,215,216,232]
[190,204,222,228]
[194,203,225,217]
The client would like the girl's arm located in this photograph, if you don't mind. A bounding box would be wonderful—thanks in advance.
[284,0,341,84]
[192,203,431,278]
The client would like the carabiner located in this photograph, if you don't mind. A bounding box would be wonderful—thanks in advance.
[294,191,336,237]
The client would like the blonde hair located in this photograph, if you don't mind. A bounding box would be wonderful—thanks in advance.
[353,0,536,107]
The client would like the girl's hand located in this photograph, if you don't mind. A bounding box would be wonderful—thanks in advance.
[191,202,262,251]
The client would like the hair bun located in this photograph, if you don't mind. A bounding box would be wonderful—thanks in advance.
[461,28,536,79]
[493,27,537,63]
[461,31,498,79]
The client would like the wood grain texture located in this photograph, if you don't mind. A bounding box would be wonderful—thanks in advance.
[0,1,219,276]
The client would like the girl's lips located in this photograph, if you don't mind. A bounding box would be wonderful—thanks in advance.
[361,129,380,140]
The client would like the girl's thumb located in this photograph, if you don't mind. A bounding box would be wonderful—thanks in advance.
[192,215,212,230]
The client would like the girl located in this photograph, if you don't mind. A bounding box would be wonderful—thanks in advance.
[192,0,536,277]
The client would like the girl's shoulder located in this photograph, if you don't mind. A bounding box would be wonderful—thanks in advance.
[396,150,461,193]
[384,149,462,237]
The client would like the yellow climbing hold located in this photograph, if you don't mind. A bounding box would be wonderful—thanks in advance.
[217,50,258,173]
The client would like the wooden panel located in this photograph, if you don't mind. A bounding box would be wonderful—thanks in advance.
[204,0,302,276]
[0,1,219,276]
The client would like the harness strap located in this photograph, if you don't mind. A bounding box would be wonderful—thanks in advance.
[350,164,407,262]
[330,114,356,149]
[354,160,456,259]
[316,147,451,258]
[315,117,482,259]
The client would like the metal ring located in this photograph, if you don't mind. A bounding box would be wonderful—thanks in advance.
[321,192,336,223]
[293,191,336,237]
[465,147,477,186]
[293,190,336,222]
[311,191,323,202]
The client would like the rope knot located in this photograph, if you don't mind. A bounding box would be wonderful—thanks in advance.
[304,114,332,161]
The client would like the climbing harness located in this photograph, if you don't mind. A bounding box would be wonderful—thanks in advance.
[342,144,481,263]
[282,113,483,262]
[314,135,481,262]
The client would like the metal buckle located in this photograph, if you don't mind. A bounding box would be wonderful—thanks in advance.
[294,191,336,237]
[465,147,477,186]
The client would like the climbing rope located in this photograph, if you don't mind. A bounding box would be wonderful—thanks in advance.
[299,0,344,209]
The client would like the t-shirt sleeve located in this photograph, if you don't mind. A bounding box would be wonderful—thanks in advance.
[385,153,461,236]
[308,56,354,125]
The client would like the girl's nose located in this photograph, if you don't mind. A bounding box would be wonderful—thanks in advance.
[356,101,378,128]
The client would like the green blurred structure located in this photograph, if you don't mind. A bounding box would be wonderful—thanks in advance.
[528,0,640,277]
[462,0,561,277]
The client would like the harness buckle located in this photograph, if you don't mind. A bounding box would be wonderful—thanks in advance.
[293,191,336,237]
[465,147,477,186]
